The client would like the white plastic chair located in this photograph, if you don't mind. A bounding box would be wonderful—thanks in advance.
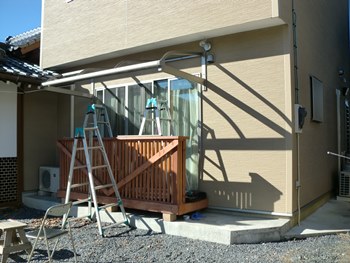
[26,202,77,262]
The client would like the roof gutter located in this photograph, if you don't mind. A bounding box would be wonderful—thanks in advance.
[41,51,205,87]
[0,72,42,86]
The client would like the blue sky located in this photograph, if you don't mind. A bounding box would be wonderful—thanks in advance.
[0,0,42,42]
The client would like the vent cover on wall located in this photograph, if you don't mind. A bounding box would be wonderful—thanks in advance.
[339,171,350,197]
[39,166,60,193]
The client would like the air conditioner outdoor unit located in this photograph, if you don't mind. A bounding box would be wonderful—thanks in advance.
[39,166,60,193]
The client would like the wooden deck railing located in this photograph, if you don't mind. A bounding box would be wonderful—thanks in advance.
[57,136,207,219]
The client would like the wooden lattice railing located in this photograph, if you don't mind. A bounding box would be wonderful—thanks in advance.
[57,136,207,219]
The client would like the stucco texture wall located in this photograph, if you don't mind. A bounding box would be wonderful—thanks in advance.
[41,0,277,69]
[0,81,17,158]
[200,26,293,214]
[292,0,350,209]
[23,92,59,191]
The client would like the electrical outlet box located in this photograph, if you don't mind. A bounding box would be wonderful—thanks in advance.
[295,104,307,133]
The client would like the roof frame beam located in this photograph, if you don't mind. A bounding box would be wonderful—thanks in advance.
[41,50,206,88]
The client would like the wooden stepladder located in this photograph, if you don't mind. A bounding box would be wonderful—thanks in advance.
[64,105,128,236]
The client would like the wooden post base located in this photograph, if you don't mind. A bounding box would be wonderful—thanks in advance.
[106,206,119,213]
[163,213,177,222]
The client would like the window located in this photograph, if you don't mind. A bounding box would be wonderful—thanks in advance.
[96,77,200,190]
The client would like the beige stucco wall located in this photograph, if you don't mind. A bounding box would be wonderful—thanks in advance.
[0,81,17,158]
[292,0,349,209]
[23,92,59,191]
[36,0,349,215]
[201,26,293,214]
[60,26,293,214]
[41,0,285,69]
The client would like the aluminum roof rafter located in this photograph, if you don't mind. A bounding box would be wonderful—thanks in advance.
[41,51,206,91]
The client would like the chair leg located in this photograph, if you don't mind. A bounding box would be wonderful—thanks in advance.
[27,237,39,262]
[1,254,9,263]
[68,229,78,263]
[44,237,53,263]
[50,239,60,259]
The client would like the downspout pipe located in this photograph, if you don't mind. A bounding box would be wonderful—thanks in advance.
[292,0,302,225]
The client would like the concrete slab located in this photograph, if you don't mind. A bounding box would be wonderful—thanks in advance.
[22,192,290,244]
[22,193,350,244]
[285,199,350,239]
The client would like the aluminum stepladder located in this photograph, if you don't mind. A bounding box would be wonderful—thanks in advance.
[138,98,173,136]
[64,106,128,237]
[158,99,174,136]
[83,104,113,137]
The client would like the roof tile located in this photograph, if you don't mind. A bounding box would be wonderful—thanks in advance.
[6,28,41,48]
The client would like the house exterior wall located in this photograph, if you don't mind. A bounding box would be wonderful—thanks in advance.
[52,25,293,214]
[0,81,17,158]
[23,92,59,191]
[41,0,285,69]
[201,26,293,214]
[39,0,349,215]
[0,81,19,206]
[292,0,349,209]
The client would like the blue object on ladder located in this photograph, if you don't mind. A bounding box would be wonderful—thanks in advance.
[87,104,96,114]
[146,98,157,109]
[74,127,84,138]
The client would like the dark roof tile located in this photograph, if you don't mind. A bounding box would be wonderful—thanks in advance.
[0,50,58,81]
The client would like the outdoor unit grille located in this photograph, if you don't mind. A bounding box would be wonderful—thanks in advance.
[39,166,60,193]
[339,171,350,197]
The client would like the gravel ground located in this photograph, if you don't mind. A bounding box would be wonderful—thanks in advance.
[1,206,350,263]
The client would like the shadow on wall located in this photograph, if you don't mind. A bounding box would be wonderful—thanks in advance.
[199,62,292,211]
[200,173,282,211]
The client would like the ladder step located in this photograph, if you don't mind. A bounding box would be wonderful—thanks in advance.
[94,184,113,190]
[87,146,103,150]
[73,165,87,170]
[84,127,99,131]
[102,221,127,230]
[98,203,117,210]
[70,182,89,188]
[76,147,85,151]
[71,182,89,188]
[92,164,108,170]
[93,104,104,109]
[72,198,90,205]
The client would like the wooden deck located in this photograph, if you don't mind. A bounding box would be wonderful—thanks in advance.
[57,136,208,220]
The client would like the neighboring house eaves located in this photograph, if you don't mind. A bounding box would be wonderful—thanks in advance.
[0,44,58,86]
[5,27,42,65]
[5,27,41,48]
